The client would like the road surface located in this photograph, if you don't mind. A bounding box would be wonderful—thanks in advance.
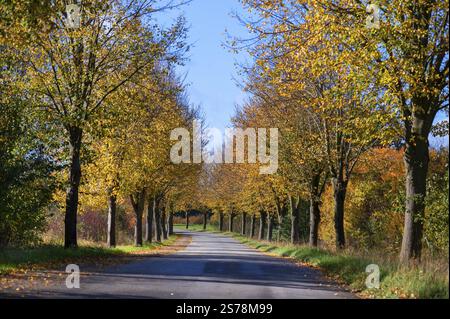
[14,230,355,299]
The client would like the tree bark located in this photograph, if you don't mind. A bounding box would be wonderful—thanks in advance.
[64,126,83,248]
[258,211,266,240]
[219,212,224,231]
[332,177,347,249]
[400,134,429,263]
[309,173,322,247]
[228,213,235,232]
[135,212,143,247]
[155,204,162,242]
[185,211,189,229]
[203,212,208,230]
[309,198,321,247]
[289,195,300,245]
[107,192,116,248]
[267,214,274,241]
[168,211,174,235]
[161,207,168,240]
[250,213,256,238]
[274,199,286,242]
[241,212,247,236]
[145,197,154,243]
[131,189,146,247]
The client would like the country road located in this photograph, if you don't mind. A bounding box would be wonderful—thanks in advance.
[9,231,355,299]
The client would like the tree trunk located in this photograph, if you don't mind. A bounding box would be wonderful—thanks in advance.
[289,195,300,245]
[107,192,116,248]
[332,177,347,249]
[241,212,247,236]
[64,126,83,248]
[168,211,174,235]
[267,215,274,241]
[278,212,286,241]
[162,208,168,240]
[135,210,143,246]
[145,197,154,243]
[219,212,224,231]
[185,211,189,229]
[203,212,208,230]
[250,213,256,238]
[131,189,146,247]
[258,211,266,240]
[309,173,322,247]
[400,136,429,263]
[309,198,321,247]
[275,201,286,242]
[228,213,235,232]
[155,203,162,242]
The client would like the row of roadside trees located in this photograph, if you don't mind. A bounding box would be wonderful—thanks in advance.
[1,0,204,248]
[197,0,448,264]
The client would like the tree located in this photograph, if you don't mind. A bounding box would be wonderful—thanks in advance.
[18,0,188,248]
[372,0,449,262]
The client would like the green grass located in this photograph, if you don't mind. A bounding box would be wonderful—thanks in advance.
[182,224,448,299]
[174,223,221,233]
[0,236,177,275]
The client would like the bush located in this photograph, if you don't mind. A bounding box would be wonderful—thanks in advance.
[0,67,57,247]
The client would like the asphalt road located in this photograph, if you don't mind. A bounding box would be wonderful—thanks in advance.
[20,230,355,299]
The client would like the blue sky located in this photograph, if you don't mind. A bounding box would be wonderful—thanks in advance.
[158,0,250,133]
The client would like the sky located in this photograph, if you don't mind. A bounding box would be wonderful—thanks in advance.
[157,0,250,134]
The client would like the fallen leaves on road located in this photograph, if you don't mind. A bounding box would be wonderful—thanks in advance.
[0,234,192,297]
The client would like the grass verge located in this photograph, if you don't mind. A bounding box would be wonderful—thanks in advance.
[181,223,449,299]
[232,234,448,299]
[0,235,179,275]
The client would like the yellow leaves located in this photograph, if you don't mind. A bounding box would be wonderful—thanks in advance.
[222,0,443,215]
[77,56,196,210]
